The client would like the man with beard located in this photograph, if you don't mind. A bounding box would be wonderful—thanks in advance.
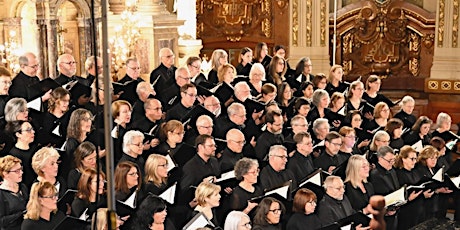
[255,109,284,162]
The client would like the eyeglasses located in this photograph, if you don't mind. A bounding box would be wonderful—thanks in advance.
[131,142,144,147]
[198,125,213,129]
[330,142,343,147]
[381,157,396,164]
[183,92,197,98]
[377,139,390,143]
[21,127,34,133]
[307,200,317,205]
[127,172,139,176]
[204,103,220,107]
[81,117,93,122]
[19,108,29,113]
[332,186,345,191]
[147,107,162,111]
[301,141,313,145]
[247,169,260,175]
[163,55,175,59]
[409,157,417,161]
[172,131,185,136]
[158,163,169,168]
[178,75,192,81]
[8,167,23,174]
[230,140,246,145]
[268,209,282,214]
[62,61,77,65]
[277,62,285,66]
[293,124,308,127]
[241,221,252,228]
[272,155,288,160]
[26,64,40,69]
[205,144,217,148]
[0,80,11,86]
[40,193,58,199]
[127,66,141,71]
[190,65,200,70]
[345,135,356,139]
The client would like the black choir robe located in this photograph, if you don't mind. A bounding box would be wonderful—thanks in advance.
[219,147,243,173]
[317,194,355,227]
[393,110,417,130]
[150,63,177,93]
[254,131,284,161]
[286,150,315,182]
[259,164,297,192]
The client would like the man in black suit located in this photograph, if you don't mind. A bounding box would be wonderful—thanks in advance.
[317,176,355,226]
[160,66,192,111]
[150,48,177,93]
[84,56,101,86]
[219,129,245,172]
[314,131,348,174]
[213,102,246,139]
[131,82,155,121]
[55,54,87,86]
[165,83,197,121]
[259,145,297,192]
[255,109,284,161]
[286,132,315,182]
[9,52,51,101]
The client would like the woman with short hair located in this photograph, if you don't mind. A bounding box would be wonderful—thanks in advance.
[224,211,252,230]
[125,195,175,230]
[286,188,321,230]
[21,181,66,230]
[0,155,29,230]
[189,182,222,227]
[156,120,185,156]
[112,100,132,162]
[31,147,67,199]
[229,158,262,216]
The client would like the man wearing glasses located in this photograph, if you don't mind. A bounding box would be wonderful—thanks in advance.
[317,176,356,227]
[160,66,192,111]
[255,109,285,162]
[55,53,86,86]
[9,52,51,102]
[150,47,177,93]
[117,57,144,104]
[259,145,297,193]
[369,145,400,229]
[165,83,196,121]
[314,131,348,174]
[220,129,246,172]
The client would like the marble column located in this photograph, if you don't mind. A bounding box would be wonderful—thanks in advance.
[77,18,97,74]
[176,0,202,66]
[430,0,460,79]
[289,0,330,75]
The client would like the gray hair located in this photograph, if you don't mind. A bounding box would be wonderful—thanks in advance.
[175,66,190,80]
[5,98,27,122]
[400,95,414,106]
[234,158,258,181]
[224,211,250,230]
[323,175,342,190]
[436,112,451,127]
[268,145,287,157]
[312,118,329,135]
[196,115,213,126]
[376,145,394,158]
[18,52,36,66]
[227,102,245,116]
[31,147,60,176]
[249,63,265,80]
[122,130,145,154]
[311,89,329,107]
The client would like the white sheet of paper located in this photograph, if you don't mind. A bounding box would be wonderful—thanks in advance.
[265,183,290,199]
[411,140,423,152]
[299,170,321,188]
[384,186,406,208]
[432,167,444,182]
[216,170,236,183]
[52,125,61,137]
[165,154,176,172]
[27,97,41,111]
[159,183,176,204]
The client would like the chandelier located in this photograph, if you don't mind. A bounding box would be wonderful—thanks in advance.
[0,30,23,74]
[109,0,141,78]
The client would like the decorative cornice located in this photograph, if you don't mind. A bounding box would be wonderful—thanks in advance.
[426,79,460,94]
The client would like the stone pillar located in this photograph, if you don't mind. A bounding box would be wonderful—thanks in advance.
[430,0,460,79]
[176,0,202,66]
[77,18,97,74]
[47,19,58,79]
[36,19,49,79]
[152,15,184,67]
[289,0,330,75]
[108,0,125,15]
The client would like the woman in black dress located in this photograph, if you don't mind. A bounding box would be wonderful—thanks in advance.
[253,42,271,70]
[248,63,265,97]
[124,195,175,230]
[0,155,29,230]
[403,116,432,146]
[6,121,37,188]
[21,181,66,230]
[111,100,132,163]
[228,158,262,216]
[156,120,184,157]
[208,49,228,86]
[189,182,222,228]
[236,47,253,77]
[393,96,417,130]
[252,197,285,230]
[71,168,106,220]
[142,154,169,197]
[385,118,405,150]
[31,147,67,200]
[286,188,322,230]
[67,141,97,189]
[362,75,396,107]
[344,155,374,213]
[325,65,348,96]
[394,146,426,229]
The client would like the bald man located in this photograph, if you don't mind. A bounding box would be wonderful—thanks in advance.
[220,129,246,172]
[150,48,177,93]
[55,53,88,86]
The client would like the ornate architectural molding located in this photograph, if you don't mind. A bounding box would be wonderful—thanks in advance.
[292,0,298,46]
[320,0,326,46]
[426,78,460,94]
[438,0,445,47]
[262,0,272,38]
[306,0,312,46]
[453,0,459,47]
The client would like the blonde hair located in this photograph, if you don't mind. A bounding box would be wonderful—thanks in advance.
[0,155,22,179]
[195,182,221,206]
[24,181,57,220]
[31,147,60,177]
[344,155,369,188]
[144,154,168,186]
[93,208,108,230]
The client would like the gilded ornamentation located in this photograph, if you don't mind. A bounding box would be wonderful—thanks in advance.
[422,33,435,52]
[306,0,312,46]
[275,0,288,12]
[438,0,445,47]
[320,0,326,46]
[428,80,439,90]
[196,0,271,42]
[441,81,451,90]
[409,32,420,76]
[292,0,298,46]
[453,0,459,47]
[262,0,272,38]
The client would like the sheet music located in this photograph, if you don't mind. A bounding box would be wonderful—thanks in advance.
[384,186,406,208]
[432,167,444,182]
[183,212,214,230]
[312,140,325,149]
[111,126,118,138]
[56,140,67,151]
[450,175,460,189]
[149,125,158,135]
[216,170,236,183]
[411,140,423,152]
[159,183,176,204]
[27,97,41,111]
[151,74,161,87]
[265,182,291,199]
[165,154,176,172]
[341,224,352,230]
[79,208,89,220]
[338,106,346,116]
[299,170,322,187]
[62,80,78,90]
[52,125,61,137]
[120,191,136,209]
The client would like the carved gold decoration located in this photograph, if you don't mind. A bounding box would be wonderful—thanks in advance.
[409,32,420,76]
[275,0,288,12]
[196,0,271,42]
[305,0,312,46]
[455,82,460,91]
[441,81,451,90]
[426,79,460,94]
[262,0,272,38]
[292,0,298,46]
[438,0,445,47]
[320,0,326,46]
[453,0,459,47]
[422,33,435,53]
[428,80,439,90]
